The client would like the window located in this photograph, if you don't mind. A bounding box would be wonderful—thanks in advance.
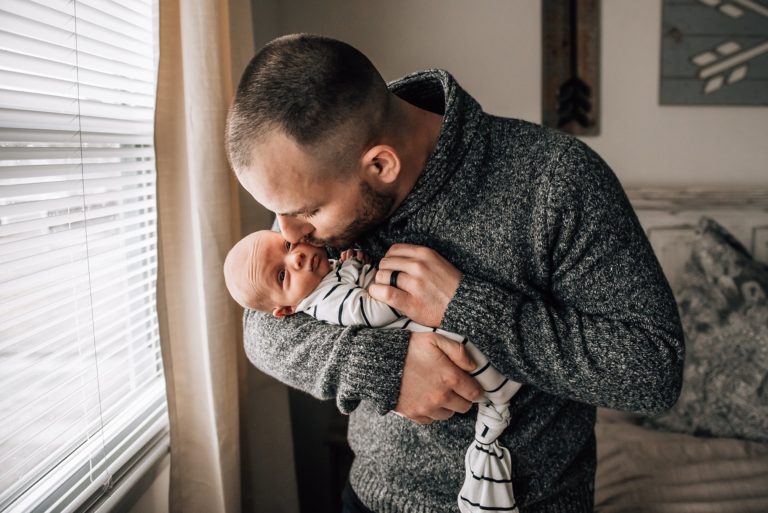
[0,1,167,511]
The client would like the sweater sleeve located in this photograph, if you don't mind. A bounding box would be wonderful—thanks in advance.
[243,308,410,415]
[440,140,685,415]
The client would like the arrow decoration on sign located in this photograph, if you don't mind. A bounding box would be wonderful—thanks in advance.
[543,0,600,135]
[697,0,768,18]
[693,40,768,93]
[556,0,594,129]
[556,76,593,128]
[694,0,768,94]
[659,0,768,102]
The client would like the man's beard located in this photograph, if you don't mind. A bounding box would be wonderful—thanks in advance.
[307,181,396,249]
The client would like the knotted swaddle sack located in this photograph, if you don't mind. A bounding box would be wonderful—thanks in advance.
[458,341,521,513]
[378,322,523,512]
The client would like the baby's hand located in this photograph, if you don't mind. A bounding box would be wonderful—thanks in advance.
[339,248,369,264]
[339,249,355,263]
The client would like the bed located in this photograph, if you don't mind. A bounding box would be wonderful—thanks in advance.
[594,187,768,513]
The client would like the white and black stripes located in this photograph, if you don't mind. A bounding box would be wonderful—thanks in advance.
[322,283,341,300]
[338,288,356,326]
[359,264,376,287]
[359,297,372,328]
[470,471,513,484]
[471,362,491,377]
[294,258,523,513]
[460,496,518,512]
[456,339,521,513]
[296,260,402,328]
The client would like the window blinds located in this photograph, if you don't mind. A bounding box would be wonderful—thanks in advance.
[0,1,168,511]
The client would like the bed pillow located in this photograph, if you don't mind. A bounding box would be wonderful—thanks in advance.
[642,216,768,443]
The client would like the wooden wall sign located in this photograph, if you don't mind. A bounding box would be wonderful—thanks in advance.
[542,0,601,135]
[660,0,768,105]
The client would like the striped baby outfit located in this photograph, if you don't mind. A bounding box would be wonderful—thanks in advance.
[296,257,523,512]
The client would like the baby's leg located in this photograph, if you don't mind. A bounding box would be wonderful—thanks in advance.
[460,339,521,406]
[388,319,522,405]
[388,320,522,512]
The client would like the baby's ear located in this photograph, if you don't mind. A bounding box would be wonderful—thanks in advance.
[272,306,295,318]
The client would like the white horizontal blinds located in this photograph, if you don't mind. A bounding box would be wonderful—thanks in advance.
[0,0,166,511]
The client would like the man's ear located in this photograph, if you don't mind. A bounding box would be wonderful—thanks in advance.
[272,305,295,318]
[361,145,400,185]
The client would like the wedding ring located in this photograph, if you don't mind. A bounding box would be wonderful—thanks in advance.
[390,270,400,289]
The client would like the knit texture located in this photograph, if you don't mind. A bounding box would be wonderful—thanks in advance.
[243,69,685,513]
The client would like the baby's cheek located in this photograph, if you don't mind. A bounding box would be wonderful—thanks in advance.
[302,274,326,299]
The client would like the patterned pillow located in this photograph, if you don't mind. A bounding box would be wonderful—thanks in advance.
[642,216,768,442]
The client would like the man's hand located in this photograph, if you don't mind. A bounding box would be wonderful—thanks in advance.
[370,243,462,327]
[395,331,483,424]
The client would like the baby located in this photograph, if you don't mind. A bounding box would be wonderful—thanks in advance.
[224,229,523,513]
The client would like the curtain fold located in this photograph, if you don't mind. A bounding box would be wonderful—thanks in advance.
[154,0,243,511]
[154,1,300,512]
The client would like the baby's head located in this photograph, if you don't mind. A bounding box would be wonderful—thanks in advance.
[224,230,332,317]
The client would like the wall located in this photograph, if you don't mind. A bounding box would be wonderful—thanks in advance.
[251,0,767,188]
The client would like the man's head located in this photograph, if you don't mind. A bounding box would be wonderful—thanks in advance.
[223,230,332,317]
[226,34,402,248]
[227,33,390,176]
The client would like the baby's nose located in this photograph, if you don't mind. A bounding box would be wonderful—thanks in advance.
[289,250,305,269]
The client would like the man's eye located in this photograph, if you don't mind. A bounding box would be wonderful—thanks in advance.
[284,240,291,251]
[304,209,318,219]
[278,269,285,283]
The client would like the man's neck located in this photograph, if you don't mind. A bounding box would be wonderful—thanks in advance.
[387,95,444,213]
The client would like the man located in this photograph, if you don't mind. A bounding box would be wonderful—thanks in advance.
[226,34,684,513]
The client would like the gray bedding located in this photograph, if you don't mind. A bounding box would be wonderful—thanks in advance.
[595,409,768,513]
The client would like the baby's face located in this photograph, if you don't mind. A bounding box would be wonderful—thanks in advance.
[252,231,331,311]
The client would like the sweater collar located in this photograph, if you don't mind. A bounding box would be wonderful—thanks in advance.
[385,69,483,224]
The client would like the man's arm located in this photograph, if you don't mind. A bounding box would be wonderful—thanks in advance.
[244,229,481,421]
[374,140,685,415]
[244,301,482,421]
[280,256,481,423]
[243,309,410,415]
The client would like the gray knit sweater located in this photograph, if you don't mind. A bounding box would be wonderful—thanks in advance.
[243,70,685,513]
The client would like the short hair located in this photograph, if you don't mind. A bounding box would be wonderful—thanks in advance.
[223,232,274,312]
[226,33,390,177]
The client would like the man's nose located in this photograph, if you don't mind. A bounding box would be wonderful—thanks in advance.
[277,215,313,245]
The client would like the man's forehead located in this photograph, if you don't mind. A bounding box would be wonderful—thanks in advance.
[240,163,316,208]
[250,129,315,177]
[240,137,327,210]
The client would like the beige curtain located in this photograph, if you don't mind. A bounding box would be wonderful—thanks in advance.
[154,1,300,512]
[154,0,241,510]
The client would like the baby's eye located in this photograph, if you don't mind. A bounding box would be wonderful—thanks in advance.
[284,240,291,251]
[278,269,285,283]
[304,209,318,219]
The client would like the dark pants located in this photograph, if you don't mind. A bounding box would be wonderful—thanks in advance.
[341,481,375,513]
